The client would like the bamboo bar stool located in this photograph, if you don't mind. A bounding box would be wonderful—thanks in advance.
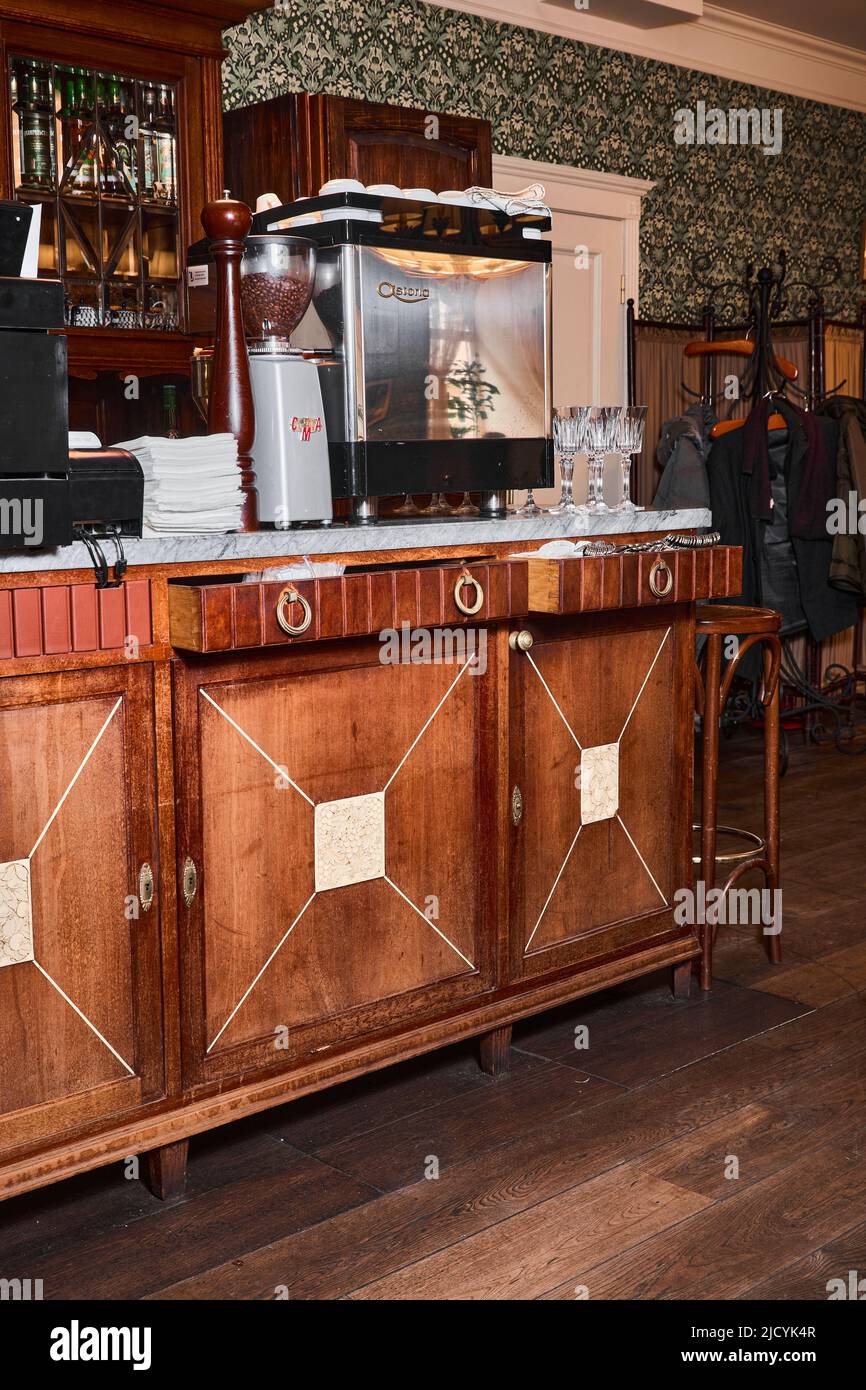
[694,604,783,990]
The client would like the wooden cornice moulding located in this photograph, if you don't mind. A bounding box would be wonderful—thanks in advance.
[0,0,232,57]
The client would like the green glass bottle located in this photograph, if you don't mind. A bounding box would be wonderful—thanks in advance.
[73,69,96,192]
[15,60,53,189]
[111,78,137,192]
[140,85,158,198]
[163,384,179,438]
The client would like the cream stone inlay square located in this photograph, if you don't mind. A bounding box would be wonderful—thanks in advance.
[314,792,386,893]
[580,744,620,824]
[0,859,34,968]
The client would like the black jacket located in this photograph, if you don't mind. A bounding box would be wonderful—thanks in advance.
[707,401,859,642]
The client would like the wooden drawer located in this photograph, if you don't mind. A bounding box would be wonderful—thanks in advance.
[0,580,152,660]
[526,545,741,615]
[169,560,527,653]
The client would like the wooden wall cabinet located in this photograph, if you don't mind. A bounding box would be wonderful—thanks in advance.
[0,0,251,435]
[223,92,494,208]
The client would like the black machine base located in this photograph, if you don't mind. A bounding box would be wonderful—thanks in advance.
[327,437,552,501]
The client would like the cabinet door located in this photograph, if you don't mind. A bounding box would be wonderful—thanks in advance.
[223,93,493,206]
[174,636,499,1088]
[317,96,493,193]
[0,665,164,1160]
[509,608,696,980]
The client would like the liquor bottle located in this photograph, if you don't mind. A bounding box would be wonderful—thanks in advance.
[72,69,96,192]
[111,79,137,192]
[140,85,158,199]
[155,85,176,203]
[14,60,54,189]
[59,70,81,172]
[163,384,179,438]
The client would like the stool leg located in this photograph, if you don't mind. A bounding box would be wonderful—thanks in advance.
[700,634,722,991]
[763,641,782,965]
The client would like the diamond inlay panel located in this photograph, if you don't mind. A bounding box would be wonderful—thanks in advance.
[0,859,34,968]
[314,792,386,893]
[580,744,620,824]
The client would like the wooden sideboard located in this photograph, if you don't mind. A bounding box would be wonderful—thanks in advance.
[0,540,740,1202]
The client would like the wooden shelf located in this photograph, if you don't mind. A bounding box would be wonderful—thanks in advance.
[59,325,208,376]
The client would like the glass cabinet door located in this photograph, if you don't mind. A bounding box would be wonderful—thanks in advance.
[8,55,179,331]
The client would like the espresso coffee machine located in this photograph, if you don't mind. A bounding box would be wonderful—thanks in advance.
[189,191,552,521]
[240,235,332,528]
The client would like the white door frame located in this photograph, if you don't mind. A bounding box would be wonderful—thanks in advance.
[490,154,655,314]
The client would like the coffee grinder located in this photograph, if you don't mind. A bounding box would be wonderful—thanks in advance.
[240,234,333,527]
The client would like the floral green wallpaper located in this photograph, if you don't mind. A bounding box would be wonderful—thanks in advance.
[223,0,866,321]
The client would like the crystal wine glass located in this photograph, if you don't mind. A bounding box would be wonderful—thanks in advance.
[514,484,542,517]
[583,406,620,512]
[453,491,480,516]
[614,405,647,512]
[393,494,422,516]
[550,406,590,515]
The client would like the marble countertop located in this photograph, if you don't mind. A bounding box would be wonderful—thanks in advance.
[0,507,711,574]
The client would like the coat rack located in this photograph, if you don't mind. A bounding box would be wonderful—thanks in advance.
[626,249,866,758]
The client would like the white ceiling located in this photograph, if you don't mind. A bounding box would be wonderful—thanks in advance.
[717,0,866,51]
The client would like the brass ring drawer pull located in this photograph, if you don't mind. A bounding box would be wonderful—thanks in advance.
[454,572,484,616]
[276,586,313,636]
[649,558,674,599]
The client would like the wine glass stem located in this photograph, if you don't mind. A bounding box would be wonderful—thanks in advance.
[588,453,603,505]
[560,455,574,506]
[620,454,632,506]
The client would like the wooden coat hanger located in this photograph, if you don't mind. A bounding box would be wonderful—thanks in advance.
[683,339,799,383]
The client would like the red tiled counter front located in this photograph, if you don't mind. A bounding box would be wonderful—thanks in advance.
[0,580,152,659]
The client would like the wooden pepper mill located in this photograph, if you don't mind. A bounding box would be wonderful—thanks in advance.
[200,197,258,531]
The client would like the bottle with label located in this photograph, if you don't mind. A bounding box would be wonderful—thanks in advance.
[59,70,80,173]
[162,384,179,438]
[154,85,176,203]
[110,79,137,192]
[72,69,96,192]
[14,60,54,190]
[139,85,158,199]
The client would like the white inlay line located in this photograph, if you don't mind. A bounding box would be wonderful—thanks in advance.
[384,876,476,970]
[33,960,135,1076]
[525,824,583,952]
[617,626,671,743]
[200,688,314,806]
[382,656,476,793]
[616,814,668,906]
[525,651,582,750]
[28,696,123,861]
[207,891,317,1052]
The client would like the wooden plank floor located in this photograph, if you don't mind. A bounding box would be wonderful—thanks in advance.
[1,731,864,1301]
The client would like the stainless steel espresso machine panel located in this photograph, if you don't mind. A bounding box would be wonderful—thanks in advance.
[296,246,550,444]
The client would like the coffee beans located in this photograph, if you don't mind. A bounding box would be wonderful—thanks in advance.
[241,272,313,339]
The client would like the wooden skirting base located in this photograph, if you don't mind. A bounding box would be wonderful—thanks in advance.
[0,935,697,1203]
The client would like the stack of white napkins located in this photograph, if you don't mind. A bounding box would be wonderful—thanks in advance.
[114,434,244,535]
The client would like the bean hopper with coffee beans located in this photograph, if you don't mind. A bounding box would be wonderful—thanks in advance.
[239,234,333,528]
